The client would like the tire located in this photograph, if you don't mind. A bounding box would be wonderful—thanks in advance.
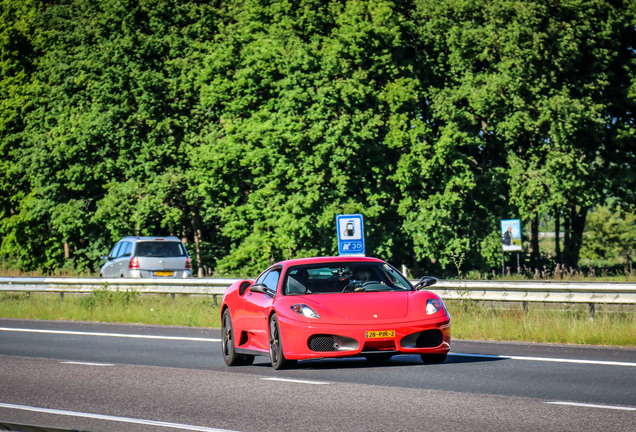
[420,353,447,364]
[221,309,254,366]
[269,314,297,370]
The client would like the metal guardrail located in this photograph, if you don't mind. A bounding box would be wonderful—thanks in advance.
[433,280,636,304]
[0,277,635,305]
[0,277,232,296]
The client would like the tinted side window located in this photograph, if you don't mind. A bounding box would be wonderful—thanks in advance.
[256,267,281,292]
[263,269,281,292]
[110,243,122,259]
[120,242,132,257]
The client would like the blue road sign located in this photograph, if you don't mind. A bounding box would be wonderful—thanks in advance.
[336,214,365,256]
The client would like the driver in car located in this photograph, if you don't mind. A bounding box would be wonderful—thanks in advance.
[342,268,371,292]
[353,268,370,282]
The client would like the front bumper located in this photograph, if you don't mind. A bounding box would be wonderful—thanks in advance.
[278,313,451,360]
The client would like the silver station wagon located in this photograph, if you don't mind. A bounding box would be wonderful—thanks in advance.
[100,236,192,278]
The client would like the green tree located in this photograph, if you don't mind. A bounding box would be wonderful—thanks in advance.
[399,0,514,273]
[193,0,423,274]
[1,0,633,277]
[580,202,635,268]
[1,0,221,273]
[503,0,636,267]
[0,0,42,269]
[405,0,635,273]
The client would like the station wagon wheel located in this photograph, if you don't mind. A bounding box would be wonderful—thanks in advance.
[269,314,296,370]
[221,309,254,366]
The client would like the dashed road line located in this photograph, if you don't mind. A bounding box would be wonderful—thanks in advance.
[0,327,220,342]
[262,377,330,385]
[545,401,636,411]
[0,402,242,431]
[61,361,115,366]
[449,352,636,368]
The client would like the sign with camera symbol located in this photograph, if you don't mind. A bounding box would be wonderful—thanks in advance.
[336,214,365,256]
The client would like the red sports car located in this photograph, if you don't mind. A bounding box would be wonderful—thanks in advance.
[221,256,451,369]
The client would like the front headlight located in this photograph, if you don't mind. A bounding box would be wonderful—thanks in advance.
[426,298,443,315]
[291,304,321,319]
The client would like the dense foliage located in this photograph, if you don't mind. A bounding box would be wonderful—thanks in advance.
[1,0,634,277]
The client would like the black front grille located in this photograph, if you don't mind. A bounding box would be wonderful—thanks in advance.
[308,335,338,352]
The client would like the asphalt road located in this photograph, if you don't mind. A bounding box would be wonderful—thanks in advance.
[0,318,634,432]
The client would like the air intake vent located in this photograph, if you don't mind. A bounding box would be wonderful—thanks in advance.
[400,330,443,348]
[308,335,338,352]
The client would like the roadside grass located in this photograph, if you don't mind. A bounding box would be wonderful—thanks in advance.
[0,291,633,347]
[446,299,635,347]
[0,291,221,328]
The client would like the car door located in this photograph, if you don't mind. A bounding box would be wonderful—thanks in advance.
[102,242,122,277]
[243,267,281,351]
[116,241,132,276]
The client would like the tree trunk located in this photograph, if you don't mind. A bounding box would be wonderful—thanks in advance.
[562,206,587,268]
[530,213,540,264]
[554,207,561,264]
[191,211,204,277]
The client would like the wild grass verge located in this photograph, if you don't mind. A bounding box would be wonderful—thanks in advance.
[0,291,221,328]
[0,292,633,347]
[446,299,635,347]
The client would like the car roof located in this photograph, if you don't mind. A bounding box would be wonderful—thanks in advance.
[120,236,183,242]
[274,256,385,268]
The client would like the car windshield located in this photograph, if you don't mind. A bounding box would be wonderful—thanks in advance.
[284,262,413,295]
[136,241,187,258]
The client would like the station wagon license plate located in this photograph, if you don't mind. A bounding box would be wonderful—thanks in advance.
[365,330,395,339]
[154,271,174,277]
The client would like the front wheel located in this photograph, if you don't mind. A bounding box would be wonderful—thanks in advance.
[269,314,297,370]
[221,309,254,366]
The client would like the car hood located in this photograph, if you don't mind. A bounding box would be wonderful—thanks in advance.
[306,292,411,321]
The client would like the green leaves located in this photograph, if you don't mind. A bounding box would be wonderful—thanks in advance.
[0,0,633,276]
[581,201,636,266]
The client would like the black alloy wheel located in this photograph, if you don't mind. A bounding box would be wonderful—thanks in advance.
[221,309,254,366]
[269,314,297,370]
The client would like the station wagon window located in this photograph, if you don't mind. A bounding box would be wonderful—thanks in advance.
[110,242,122,259]
[136,241,187,257]
[120,241,132,257]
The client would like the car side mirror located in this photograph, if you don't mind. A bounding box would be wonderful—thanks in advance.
[250,283,274,297]
[415,276,437,290]
[100,255,110,261]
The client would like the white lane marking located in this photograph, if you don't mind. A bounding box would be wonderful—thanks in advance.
[449,352,636,368]
[3,327,634,368]
[262,377,330,385]
[61,361,114,366]
[0,402,243,432]
[546,401,636,411]
[0,327,221,342]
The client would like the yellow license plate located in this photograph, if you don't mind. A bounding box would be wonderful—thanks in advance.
[154,271,174,277]
[365,330,395,339]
